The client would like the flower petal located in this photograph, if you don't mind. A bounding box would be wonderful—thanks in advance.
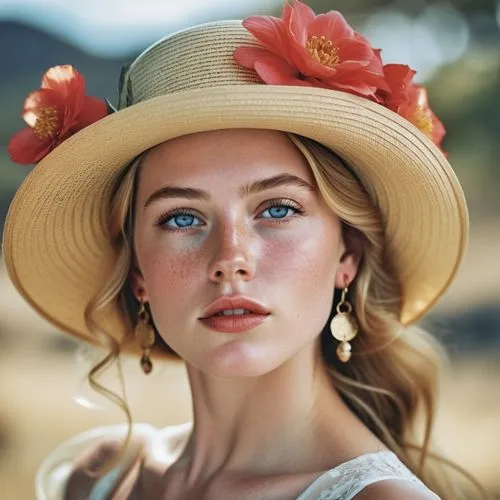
[234,46,274,69]
[416,86,446,147]
[41,65,85,116]
[73,95,108,132]
[324,78,379,98]
[22,88,65,127]
[41,64,84,96]
[336,38,374,66]
[432,112,446,148]
[280,34,335,78]
[308,11,354,40]
[242,16,290,59]
[399,84,424,118]
[354,32,373,46]
[361,72,390,95]
[287,35,378,83]
[284,0,315,46]
[364,51,385,77]
[7,127,52,165]
[382,64,416,110]
[253,52,310,86]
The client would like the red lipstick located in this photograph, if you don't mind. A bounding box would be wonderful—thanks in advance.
[199,296,270,333]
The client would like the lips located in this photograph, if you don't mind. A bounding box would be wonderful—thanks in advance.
[200,295,270,319]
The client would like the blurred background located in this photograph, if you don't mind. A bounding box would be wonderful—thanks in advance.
[0,0,499,498]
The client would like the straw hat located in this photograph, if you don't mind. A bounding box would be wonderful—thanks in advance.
[2,15,468,354]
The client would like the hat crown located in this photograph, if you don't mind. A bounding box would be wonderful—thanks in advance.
[118,21,262,108]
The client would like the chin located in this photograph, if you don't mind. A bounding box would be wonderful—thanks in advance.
[201,341,286,378]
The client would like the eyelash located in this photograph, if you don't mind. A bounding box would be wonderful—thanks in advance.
[155,198,305,231]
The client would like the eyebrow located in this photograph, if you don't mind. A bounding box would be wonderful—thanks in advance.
[144,173,316,208]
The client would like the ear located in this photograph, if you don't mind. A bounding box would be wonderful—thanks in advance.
[334,253,360,288]
[334,225,364,288]
[129,259,149,303]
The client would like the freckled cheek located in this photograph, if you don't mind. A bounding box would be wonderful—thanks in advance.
[138,236,204,302]
[258,227,338,288]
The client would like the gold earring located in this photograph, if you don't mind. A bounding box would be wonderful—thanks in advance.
[330,283,358,363]
[135,302,155,374]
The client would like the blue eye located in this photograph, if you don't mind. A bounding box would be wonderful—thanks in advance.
[260,200,303,220]
[161,212,203,229]
[157,200,303,231]
[261,206,296,219]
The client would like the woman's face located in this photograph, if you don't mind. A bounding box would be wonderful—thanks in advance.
[133,129,356,377]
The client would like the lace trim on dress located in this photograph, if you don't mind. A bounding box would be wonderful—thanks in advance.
[298,451,440,500]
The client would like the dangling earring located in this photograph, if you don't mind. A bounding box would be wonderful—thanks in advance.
[135,302,155,374]
[330,280,358,363]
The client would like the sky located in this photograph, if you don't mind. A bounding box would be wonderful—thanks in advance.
[0,0,282,57]
[0,0,472,80]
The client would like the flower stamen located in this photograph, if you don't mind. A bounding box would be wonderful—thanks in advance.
[411,105,433,138]
[307,35,340,68]
[33,106,59,140]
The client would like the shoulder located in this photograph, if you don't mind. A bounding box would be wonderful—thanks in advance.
[63,435,145,500]
[353,479,440,499]
[35,422,191,500]
[298,451,440,500]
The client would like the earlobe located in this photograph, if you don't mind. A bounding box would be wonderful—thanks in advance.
[335,225,363,288]
[334,251,361,289]
[130,265,148,303]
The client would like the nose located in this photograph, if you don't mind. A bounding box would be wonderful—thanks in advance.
[208,219,256,284]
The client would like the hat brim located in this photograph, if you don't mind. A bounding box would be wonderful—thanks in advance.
[2,84,468,354]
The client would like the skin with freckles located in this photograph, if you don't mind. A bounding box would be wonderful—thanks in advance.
[134,128,350,377]
[131,129,391,499]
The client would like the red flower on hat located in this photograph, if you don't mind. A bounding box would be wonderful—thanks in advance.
[380,64,446,150]
[233,0,388,100]
[8,65,107,165]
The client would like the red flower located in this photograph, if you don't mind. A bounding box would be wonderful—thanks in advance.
[8,65,107,165]
[234,0,388,100]
[378,64,415,112]
[380,64,446,150]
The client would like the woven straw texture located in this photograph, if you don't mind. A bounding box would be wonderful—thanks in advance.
[2,21,468,354]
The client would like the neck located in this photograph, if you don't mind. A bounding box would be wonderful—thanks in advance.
[176,339,364,486]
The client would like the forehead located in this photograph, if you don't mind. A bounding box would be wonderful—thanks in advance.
[138,129,315,192]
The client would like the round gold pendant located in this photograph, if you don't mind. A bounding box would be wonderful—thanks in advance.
[330,312,358,342]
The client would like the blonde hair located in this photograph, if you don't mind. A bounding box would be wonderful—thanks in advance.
[84,132,490,499]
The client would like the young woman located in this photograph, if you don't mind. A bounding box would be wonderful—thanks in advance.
[4,1,489,499]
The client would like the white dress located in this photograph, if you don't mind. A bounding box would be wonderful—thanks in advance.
[36,423,440,500]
